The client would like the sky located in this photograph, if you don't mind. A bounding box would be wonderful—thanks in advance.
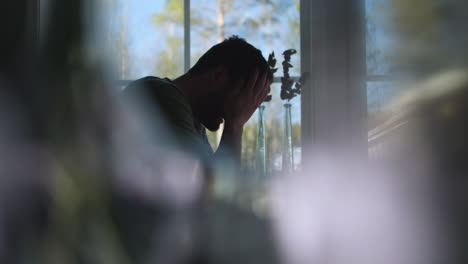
[125,0,166,77]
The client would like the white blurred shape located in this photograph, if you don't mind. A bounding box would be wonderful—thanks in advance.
[271,148,442,264]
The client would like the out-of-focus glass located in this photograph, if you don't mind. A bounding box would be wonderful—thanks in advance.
[242,83,301,175]
[365,0,395,76]
[367,0,468,78]
[367,81,401,130]
[255,104,267,178]
[99,0,184,79]
[282,103,294,175]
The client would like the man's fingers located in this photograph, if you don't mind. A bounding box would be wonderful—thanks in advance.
[232,78,246,95]
[254,72,269,101]
[244,69,260,93]
[260,83,270,102]
[255,77,269,103]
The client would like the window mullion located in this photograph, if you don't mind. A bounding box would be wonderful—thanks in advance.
[366,75,395,82]
[184,0,190,73]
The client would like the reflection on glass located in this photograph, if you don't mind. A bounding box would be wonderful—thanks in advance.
[242,83,300,174]
[367,81,400,129]
[282,103,294,175]
[365,0,394,75]
[255,104,267,177]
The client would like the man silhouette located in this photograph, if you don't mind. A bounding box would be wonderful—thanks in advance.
[122,36,272,163]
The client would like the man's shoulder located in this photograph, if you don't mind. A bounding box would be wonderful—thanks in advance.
[135,76,175,87]
[122,76,195,130]
[123,76,183,98]
[122,76,190,112]
[121,76,213,156]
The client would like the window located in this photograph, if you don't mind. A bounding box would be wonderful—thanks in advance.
[100,0,184,80]
[105,0,302,174]
[365,0,400,130]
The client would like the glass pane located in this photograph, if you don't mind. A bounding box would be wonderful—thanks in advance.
[190,0,302,173]
[99,0,184,79]
[365,0,395,75]
[366,0,468,77]
[241,83,301,175]
[367,81,402,130]
[190,0,301,76]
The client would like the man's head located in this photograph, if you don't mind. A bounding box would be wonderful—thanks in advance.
[185,36,272,131]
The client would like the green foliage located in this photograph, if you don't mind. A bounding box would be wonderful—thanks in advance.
[155,36,184,78]
[101,0,130,79]
[292,123,301,147]
[242,123,257,170]
[288,0,300,38]
[151,0,185,77]
[242,117,301,173]
[151,0,184,23]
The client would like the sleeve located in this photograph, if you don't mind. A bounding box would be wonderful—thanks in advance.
[121,77,210,157]
[141,80,208,154]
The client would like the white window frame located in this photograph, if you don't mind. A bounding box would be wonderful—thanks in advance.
[300,0,368,157]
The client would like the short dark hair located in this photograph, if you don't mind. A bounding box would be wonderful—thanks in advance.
[188,35,272,83]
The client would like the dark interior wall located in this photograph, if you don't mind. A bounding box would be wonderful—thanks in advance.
[0,1,41,140]
[1,2,29,74]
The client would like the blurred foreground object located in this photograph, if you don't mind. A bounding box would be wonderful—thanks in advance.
[391,69,468,264]
[272,69,468,264]
[0,1,279,264]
